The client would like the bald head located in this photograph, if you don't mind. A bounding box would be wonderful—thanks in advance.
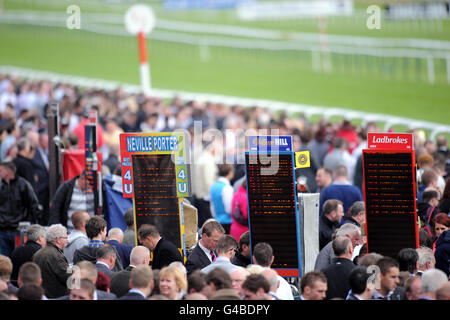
[261,269,279,293]
[130,246,151,267]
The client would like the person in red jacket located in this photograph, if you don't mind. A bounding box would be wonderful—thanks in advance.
[72,109,104,150]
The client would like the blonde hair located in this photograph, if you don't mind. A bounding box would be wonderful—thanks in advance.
[246,264,265,275]
[159,265,187,292]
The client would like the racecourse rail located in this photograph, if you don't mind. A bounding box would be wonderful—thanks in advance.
[1,65,449,139]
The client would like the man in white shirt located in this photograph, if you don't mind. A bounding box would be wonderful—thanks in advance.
[252,242,294,300]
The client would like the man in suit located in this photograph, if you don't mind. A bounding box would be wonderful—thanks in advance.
[31,129,50,225]
[137,224,182,270]
[110,246,150,298]
[201,234,239,274]
[95,245,117,279]
[185,220,225,275]
[322,236,356,300]
[118,265,154,300]
[107,228,133,269]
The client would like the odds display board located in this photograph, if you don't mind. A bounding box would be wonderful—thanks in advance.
[362,133,419,259]
[85,110,100,216]
[245,136,302,277]
[119,132,190,259]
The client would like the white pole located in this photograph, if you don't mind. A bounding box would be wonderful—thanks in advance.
[427,55,435,85]
[447,55,450,85]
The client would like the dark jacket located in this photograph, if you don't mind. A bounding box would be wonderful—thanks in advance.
[73,245,124,272]
[13,154,37,190]
[0,176,40,230]
[152,237,183,270]
[96,262,114,279]
[185,243,211,275]
[439,199,450,215]
[32,243,70,298]
[319,214,340,251]
[55,290,117,300]
[322,257,356,300]
[417,202,439,225]
[107,239,132,269]
[435,229,450,277]
[10,240,42,285]
[48,176,77,227]
[118,291,147,300]
[341,216,360,228]
[232,251,251,268]
[110,265,134,298]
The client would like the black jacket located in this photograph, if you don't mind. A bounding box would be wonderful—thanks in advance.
[32,243,70,298]
[13,154,37,190]
[110,266,134,298]
[319,214,340,251]
[185,243,212,275]
[73,245,124,272]
[48,176,77,227]
[322,257,356,300]
[435,229,450,277]
[10,240,42,285]
[0,176,40,229]
[152,237,183,270]
[118,291,147,300]
[232,251,251,268]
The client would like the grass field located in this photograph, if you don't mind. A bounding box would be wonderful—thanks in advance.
[1,0,450,126]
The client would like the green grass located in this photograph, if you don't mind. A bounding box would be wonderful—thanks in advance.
[1,24,449,125]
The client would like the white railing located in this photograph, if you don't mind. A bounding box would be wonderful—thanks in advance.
[2,10,450,84]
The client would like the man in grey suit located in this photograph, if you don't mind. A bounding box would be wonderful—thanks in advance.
[95,245,117,279]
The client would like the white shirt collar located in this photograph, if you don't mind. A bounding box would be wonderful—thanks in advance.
[199,241,214,262]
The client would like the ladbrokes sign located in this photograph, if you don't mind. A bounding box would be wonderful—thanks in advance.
[367,132,413,150]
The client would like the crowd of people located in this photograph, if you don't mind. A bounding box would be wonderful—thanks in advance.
[0,73,449,301]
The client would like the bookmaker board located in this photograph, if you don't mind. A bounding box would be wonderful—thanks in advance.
[119,132,190,259]
[362,133,419,258]
[245,136,302,277]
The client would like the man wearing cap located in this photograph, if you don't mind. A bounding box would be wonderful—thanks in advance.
[0,161,40,257]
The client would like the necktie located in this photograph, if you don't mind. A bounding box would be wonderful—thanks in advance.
[210,250,216,262]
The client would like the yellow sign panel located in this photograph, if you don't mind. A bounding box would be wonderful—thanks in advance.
[295,151,311,168]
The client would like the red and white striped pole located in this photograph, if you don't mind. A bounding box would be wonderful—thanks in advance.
[125,4,155,96]
[138,31,151,95]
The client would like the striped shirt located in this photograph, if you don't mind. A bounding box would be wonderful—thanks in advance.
[67,180,95,231]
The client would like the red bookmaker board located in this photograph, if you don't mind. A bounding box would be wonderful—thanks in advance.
[362,133,419,258]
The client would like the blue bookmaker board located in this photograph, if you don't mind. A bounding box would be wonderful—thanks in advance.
[245,136,302,277]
